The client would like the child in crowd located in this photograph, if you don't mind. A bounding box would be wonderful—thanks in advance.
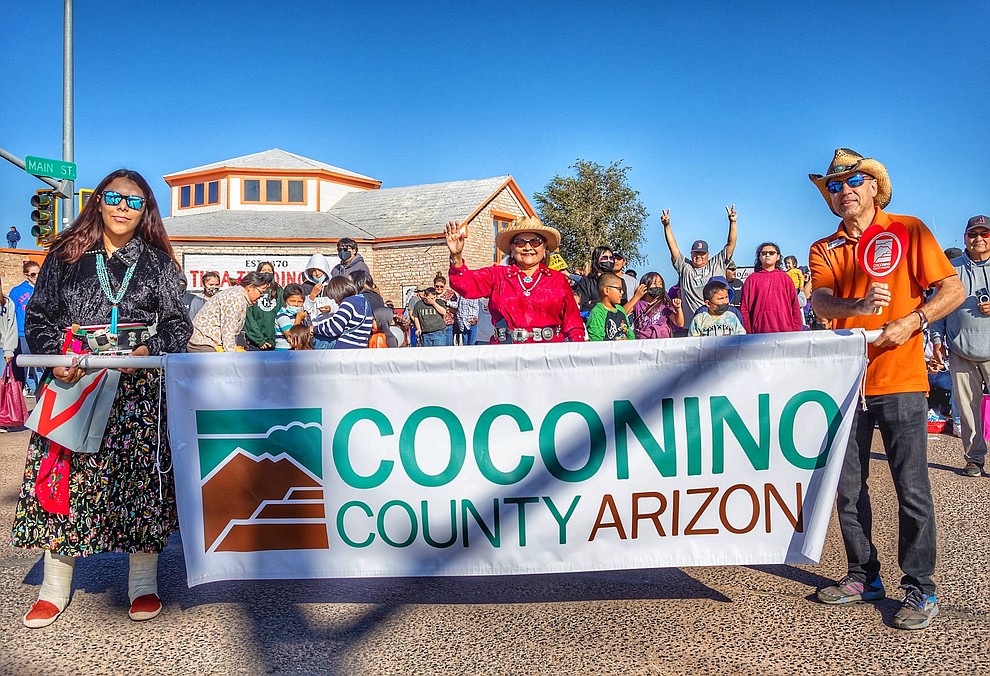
[274,283,309,350]
[286,324,313,350]
[588,273,634,341]
[312,277,373,349]
[688,279,746,337]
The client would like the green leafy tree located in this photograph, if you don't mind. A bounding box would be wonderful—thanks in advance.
[534,159,648,269]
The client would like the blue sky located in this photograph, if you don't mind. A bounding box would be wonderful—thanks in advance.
[2,1,987,284]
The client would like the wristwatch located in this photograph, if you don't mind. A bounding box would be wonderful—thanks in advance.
[913,308,929,331]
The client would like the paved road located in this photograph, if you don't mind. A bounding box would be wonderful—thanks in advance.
[0,424,987,675]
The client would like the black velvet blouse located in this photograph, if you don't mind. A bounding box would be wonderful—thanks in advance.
[25,236,193,356]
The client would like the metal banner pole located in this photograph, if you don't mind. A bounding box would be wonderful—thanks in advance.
[16,355,165,370]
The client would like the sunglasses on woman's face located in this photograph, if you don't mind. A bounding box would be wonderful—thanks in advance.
[101,190,146,210]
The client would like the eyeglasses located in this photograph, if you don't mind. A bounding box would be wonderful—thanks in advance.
[759,250,779,256]
[511,237,545,248]
[27,272,38,279]
[101,190,146,210]
[966,230,990,239]
[826,173,874,194]
[605,285,623,292]
[598,256,615,262]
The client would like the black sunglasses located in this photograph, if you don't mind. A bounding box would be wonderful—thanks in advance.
[101,190,146,210]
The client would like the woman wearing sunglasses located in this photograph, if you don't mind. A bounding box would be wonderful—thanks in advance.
[444,216,584,344]
[11,169,193,628]
[573,245,627,312]
[739,242,803,334]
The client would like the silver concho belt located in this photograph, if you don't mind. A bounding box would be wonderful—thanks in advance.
[495,326,562,344]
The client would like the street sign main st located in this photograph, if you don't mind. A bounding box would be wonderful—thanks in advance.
[25,155,77,181]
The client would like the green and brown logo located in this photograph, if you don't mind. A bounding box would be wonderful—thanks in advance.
[196,408,328,552]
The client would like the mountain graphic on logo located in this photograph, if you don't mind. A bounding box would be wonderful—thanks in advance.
[196,408,328,552]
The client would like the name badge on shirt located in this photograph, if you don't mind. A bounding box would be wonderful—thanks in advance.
[826,237,847,250]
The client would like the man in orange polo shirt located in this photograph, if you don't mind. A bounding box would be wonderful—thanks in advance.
[807,148,964,630]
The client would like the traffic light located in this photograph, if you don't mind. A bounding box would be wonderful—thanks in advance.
[77,188,94,214]
[31,189,58,245]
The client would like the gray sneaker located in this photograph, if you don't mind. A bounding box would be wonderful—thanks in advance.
[817,574,885,604]
[962,462,983,477]
[893,587,938,630]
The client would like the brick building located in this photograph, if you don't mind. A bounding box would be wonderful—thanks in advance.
[162,149,537,304]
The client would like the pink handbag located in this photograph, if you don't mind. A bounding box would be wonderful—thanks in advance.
[982,395,990,442]
[0,362,28,427]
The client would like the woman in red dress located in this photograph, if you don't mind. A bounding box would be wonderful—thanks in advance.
[445,217,584,344]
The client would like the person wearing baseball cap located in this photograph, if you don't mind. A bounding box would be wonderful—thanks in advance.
[612,252,637,299]
[807,148,964,630]
[930,215,990,479]
[660,205,738,315]
[725,260,743,308]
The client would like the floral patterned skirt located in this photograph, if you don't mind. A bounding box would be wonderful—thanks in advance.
[10,370,178,556]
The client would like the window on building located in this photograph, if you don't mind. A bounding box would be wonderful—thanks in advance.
[493,215,512,263]
[266,179,282,202]
[243,179,261,202]
[241,177,308,205]
[288,180,304,203]
[178,180,222,209]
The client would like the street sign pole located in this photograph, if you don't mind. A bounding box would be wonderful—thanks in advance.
[0,147,72,198]
[63,0,75,224]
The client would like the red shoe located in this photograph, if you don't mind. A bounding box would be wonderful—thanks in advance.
[23,600,63,628]
[128,594,162,622]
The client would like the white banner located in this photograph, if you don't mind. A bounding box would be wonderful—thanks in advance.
[165,332,866,586]
[179,253,340,290]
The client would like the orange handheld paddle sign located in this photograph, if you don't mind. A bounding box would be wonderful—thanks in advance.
[856,221,909,315]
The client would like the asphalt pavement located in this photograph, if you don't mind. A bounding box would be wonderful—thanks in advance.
[0,422,987,675]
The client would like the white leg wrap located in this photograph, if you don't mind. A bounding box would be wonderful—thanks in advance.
[39,551,76,611]
[128,552,159,603]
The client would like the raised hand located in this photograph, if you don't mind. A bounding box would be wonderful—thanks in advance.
[445,220,466,255]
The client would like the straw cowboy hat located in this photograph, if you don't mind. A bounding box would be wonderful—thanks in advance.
[494,216,562,255]
[809,148,892,215]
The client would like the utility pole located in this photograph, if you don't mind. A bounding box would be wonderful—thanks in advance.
[63,0,75,227]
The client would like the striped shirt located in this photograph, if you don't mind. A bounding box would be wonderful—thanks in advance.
[312,294,372,349]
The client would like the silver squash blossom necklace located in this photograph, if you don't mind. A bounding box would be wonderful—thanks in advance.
[518,270,542,296]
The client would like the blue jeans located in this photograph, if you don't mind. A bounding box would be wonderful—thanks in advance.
[444,324,454,347]
[927,369,959,425]
[420,330,446,347]
[458,325,477,346]
[836,392,936,593]
[13,336,39,392]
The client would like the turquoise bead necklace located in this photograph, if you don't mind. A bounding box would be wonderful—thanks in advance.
[96,252,137,338]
